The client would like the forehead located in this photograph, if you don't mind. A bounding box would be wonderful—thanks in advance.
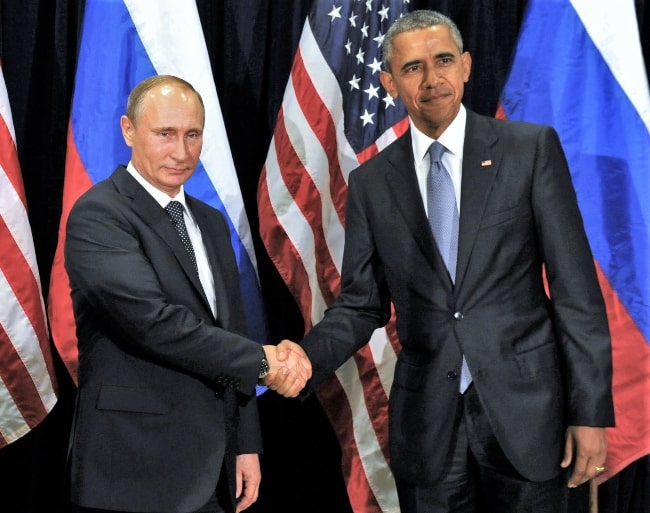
[392,25,459,58]
[140,85,204,122]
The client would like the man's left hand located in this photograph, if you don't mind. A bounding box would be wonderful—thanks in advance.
[235,453,261,512]
[561,425,607,488]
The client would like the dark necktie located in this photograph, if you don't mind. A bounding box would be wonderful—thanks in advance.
[426,142,471,393]
[165,200,198,273]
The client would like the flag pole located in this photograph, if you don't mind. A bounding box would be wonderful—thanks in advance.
[589,479,598,513]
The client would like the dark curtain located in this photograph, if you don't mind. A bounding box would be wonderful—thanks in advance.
[0,1,648,512]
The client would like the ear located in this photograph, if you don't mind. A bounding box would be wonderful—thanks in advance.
[462,51,472,83]
[120,115,134,148]
[380,70,398,99]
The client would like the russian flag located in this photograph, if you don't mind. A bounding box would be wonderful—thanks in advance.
[47,0,268,389]
[497,0,650,482]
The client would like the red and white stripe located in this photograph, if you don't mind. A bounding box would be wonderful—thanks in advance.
[259,20,407,513]
[0,65,57,448]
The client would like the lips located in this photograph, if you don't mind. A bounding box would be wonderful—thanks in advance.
[421,91,451,103]
[165,166,190,174]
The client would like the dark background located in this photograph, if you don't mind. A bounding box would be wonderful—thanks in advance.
[0,1,648,511]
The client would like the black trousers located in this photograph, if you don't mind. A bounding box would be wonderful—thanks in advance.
[396,384,568,513]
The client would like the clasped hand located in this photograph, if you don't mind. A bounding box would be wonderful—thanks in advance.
[261,340,311,398]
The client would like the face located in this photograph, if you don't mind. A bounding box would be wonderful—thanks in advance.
[380,25,471,139]
[121,83,204,197]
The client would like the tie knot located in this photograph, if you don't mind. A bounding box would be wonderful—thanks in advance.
[165,200,184,222]
[428,141,446,164]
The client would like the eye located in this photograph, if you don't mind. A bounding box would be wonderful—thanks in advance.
[160,131,170,137]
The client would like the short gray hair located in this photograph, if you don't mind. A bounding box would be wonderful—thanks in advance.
[382,10,464,72]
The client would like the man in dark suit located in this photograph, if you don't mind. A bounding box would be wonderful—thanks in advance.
[64,75,310,513]
[277,10,614,513]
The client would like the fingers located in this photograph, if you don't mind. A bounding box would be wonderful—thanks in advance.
[564,426,608,488]
[560,430,574,469]
[261,341,312,398]
[235,454,260,512]
[236,487,257,512]
[263,367,305,397]
[278,339,312,381]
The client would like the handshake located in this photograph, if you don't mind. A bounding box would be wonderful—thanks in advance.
[261,340,312,398]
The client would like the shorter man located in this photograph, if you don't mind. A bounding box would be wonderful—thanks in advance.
[65,75,310,513]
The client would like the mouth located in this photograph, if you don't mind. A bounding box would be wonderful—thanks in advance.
[165,166,190,174]
[421,91,452,103]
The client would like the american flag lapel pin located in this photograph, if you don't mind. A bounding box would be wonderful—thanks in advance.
[481,159,492,167]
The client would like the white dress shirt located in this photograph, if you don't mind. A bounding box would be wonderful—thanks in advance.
[126,162,217,318]
[410,104,467,215]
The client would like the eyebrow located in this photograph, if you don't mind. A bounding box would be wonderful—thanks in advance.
[435,52,456,60]
[399,52,457,72]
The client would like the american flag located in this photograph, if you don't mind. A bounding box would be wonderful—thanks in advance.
[258,1,411,511]
[0,64,58,447]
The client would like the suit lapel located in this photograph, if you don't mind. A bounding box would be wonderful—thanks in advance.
[110,167,212,314]
[455,112,501,290]
[187,198,232,327]
[383,133,451,284]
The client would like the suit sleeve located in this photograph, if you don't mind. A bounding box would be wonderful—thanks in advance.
[532,126,615,426]
[301,169,392,393]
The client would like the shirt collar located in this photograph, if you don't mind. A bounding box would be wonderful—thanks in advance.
[125,161,188,210]
[411,104,467,164]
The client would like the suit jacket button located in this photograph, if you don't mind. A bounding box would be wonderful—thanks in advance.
[446,371,458,381]
[453,311,463,320]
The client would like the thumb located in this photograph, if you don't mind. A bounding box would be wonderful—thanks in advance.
[276,339,294,361]
[560,430,574,469]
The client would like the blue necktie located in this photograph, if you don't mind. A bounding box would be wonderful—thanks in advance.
[165,201,198,274]
[427,142,471,393]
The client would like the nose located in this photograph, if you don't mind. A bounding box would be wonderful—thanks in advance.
[171,137,190,161]
[422,66,441,88]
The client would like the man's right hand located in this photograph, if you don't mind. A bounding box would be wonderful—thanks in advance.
[261,340,311,398]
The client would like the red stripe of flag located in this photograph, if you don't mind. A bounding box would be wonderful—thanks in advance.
[291,49,348,225]
[0,64,57,447]
[48,123,93,382]
[257,164,315,332]
[356,118,409,165]
[0,324,48,431]
[384,307,402,355]
[317,373,383,513]
[271,108,340,306]
[352,345,391,461]
[595,263,650,482]
[0,216,51,366]
[0,115,26,207]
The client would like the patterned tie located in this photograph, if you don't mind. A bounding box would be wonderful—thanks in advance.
[165,201,198,274]
[426,142,471,393]
[427,142,458,280]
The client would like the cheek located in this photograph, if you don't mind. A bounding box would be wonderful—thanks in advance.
[189,141,203,158]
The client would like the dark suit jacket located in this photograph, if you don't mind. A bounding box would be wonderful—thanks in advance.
[301,110,615,485]
[65,166,264,512]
